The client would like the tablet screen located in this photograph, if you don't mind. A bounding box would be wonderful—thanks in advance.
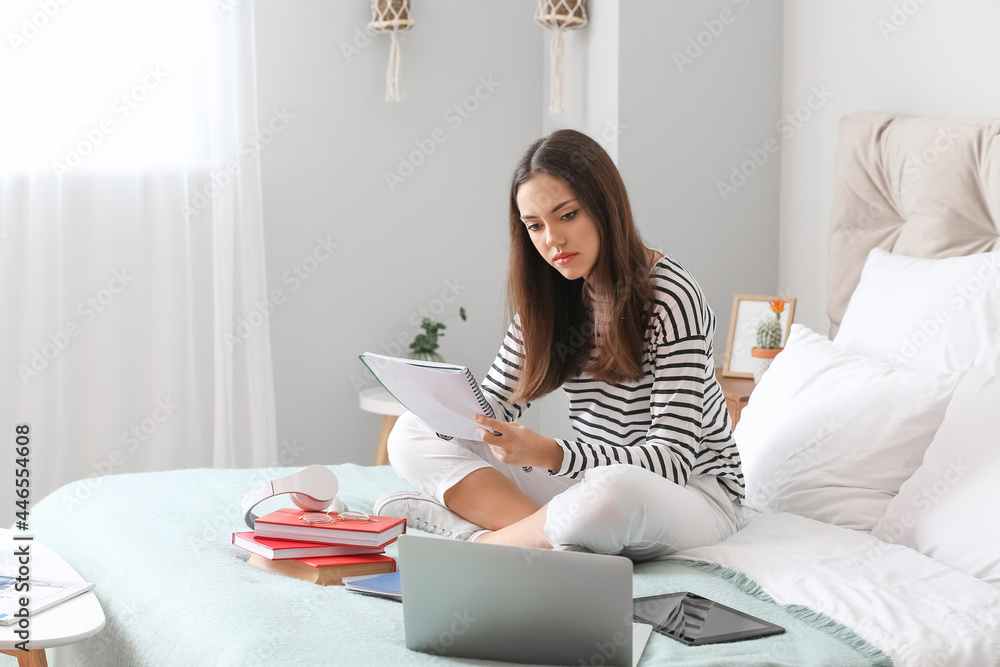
[633,593,785,646]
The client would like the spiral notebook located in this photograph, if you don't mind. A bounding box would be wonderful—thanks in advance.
[358,352,496,441]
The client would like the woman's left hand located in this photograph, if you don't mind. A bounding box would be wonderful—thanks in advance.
[474,414,562,471]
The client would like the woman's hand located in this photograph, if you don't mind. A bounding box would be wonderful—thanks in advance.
[474,414,563,472]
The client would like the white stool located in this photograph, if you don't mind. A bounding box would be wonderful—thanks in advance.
[0,530,106,667]
[358,385,406,466]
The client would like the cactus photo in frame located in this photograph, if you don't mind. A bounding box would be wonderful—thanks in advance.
[722,294,796,379]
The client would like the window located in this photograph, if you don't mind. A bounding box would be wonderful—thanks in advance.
[2,0,209,173]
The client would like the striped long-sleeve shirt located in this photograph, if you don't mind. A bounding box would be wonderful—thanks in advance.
[480,255,745,504]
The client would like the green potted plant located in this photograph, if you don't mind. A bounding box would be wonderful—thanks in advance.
[750,299,786,383]
[407,308,466,362]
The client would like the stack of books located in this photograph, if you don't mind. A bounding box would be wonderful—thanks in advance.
[233,507,405,586]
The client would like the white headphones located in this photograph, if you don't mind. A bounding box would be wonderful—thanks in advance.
[241,465,348,529]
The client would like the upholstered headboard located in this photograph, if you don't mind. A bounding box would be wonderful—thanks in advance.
[827,112,1000,337]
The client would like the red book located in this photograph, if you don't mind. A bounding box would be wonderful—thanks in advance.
[246,552,396,586]
[253,508,406,547]
[232,532,392,560]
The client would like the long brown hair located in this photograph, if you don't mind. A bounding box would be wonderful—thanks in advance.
[507,129,655,404]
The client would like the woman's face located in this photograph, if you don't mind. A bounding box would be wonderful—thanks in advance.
[516,172,600,281]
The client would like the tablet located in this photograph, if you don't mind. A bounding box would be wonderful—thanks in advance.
[633,592,785,646]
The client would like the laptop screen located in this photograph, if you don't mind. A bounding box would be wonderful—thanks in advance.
[398,535,635,667]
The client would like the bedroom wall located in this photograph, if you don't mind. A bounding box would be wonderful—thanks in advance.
[253,0,784,466]
[617,0,784,355]
[779,0,1000,334]
[537,0,784,439]
[253,0,545,468]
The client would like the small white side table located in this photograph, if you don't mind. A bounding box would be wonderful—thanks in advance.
[0,530,105,667]
[359,385,407,466]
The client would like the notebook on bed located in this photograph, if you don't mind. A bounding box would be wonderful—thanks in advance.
[397,535,651,667]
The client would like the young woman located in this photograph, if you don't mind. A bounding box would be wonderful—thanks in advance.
[375,129,744,560]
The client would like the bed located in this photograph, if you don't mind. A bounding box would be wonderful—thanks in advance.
[10,111,1000,667]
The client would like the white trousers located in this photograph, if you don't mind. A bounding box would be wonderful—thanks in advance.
[386,411,745,561]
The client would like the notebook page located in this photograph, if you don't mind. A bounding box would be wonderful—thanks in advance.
[632,623,652,667]
[360,353,493,440]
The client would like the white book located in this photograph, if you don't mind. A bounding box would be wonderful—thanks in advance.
[0,575,95,625]
[359,352,496,441]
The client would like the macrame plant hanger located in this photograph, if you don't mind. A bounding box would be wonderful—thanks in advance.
[369,0,414,102]
[535,0,588,116]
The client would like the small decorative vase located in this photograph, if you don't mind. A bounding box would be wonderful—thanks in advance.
[750,347,782,384]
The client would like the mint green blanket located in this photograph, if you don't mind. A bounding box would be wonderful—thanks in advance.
[13,465,891,666]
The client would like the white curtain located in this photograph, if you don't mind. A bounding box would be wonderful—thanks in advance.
[0,0,278,523]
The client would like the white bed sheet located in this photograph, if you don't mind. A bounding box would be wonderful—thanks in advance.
[671,511,1000,667]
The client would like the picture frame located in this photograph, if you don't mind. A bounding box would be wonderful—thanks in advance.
[722,294,797,378]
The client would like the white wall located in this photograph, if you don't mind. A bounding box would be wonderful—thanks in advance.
[540,0,620,160]
[538,0,784,439]
[252,0,1000,469]
[255,1,784,458]
[253,0,544,466]
[780,0,1000,334]
[618,0,784,351]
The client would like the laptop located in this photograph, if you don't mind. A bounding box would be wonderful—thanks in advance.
[397,534,651,667]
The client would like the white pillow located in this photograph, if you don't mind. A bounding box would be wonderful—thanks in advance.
[735,324,963,531]
[834,248,1000,374]
[872,365,1000,584]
